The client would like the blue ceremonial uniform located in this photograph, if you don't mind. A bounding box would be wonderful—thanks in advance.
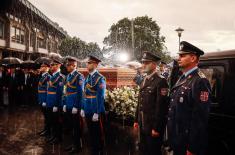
[64,70,84,109]
[37,72,51,136]
[167,68,211,155]
[38,72,50,105]
[46,71,65,108]
[84,70,106,115]
[64,69,84,149]
[84,69,106,155]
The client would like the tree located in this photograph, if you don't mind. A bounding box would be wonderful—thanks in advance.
[103,16,171,62]
[59,37,103,60]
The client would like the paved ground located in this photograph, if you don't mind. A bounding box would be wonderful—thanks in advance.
[0,105,139,155]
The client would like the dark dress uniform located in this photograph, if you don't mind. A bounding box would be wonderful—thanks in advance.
[0,69,7,106]
[64,68,84,150]
[7,70,20,106]
[22,71,35,105]
[135,52,169,155]
[167,41,211,155]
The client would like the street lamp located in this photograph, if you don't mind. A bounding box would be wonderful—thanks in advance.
[175,27,184,51]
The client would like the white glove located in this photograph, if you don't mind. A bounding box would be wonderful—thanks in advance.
[92,113,99,122]
[42,102,46,107]
[53,106,58,112]
[72,107,78,114]
[80,109,85,117]
[63,105,66,113]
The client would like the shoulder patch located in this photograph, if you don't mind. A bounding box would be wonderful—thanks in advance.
[198,70,206,78]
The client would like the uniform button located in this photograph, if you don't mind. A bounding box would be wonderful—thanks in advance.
[168,118,170,121]
[171,99,174,102]
[168,108,171,111]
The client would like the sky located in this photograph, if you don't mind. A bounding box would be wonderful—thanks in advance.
[29,0,235,56]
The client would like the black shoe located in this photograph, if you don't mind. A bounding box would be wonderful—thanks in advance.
[46,136,55,143]
[68,147,81,154]
[37,129,46,135]
[39,130,49,136]
[64,145,73,152]
[50,138,62,145]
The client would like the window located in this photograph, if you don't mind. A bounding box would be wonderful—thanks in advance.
[200,66,224,105]
[10,26,25,44]
[0,21,4,39]
[30,33,34,46]
[37,37,46,49]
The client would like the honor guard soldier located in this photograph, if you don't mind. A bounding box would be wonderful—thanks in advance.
[134,51,169,155]
[46,57,65,144]
[82,55,106,155]
[167,41,211,155]
[63,56,84,153]
[37,60,51,137]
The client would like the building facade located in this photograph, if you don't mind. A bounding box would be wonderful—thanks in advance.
[0,0,68,60]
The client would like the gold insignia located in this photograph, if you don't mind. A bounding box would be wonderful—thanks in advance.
[198,70,206,78]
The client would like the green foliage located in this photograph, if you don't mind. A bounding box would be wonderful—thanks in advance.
[103,16,171,62]
[59,37,103,60]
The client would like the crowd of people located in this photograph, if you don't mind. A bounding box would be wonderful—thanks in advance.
[0,65,39,107]
[0,54,106,155]
[0,40,211,155]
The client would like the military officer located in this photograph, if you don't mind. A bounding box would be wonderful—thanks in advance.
[37,61,51,137]
[134,51,169,155]
[82,55,106,155]
[167,41,211,155]
[46,57,65,144]
[63,56,84,153]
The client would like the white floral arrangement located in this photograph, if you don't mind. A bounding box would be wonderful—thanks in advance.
[106,86,139,119]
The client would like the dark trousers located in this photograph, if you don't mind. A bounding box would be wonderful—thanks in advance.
[0,88,3,106]
[139,131,162,155]
[47,107,62,140]
[41,106,50,134]
[86,113,105,155]
[65,109,81,148]
[9,89,17,105]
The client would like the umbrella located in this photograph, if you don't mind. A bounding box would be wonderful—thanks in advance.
[125,61,142,69]
[0,57,23,65]
[21,60,39,69]
[35,57,52,65]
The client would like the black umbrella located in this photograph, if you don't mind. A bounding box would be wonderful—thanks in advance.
[0,57,23,65]
[21,60,39,69]
[35,57,52,65]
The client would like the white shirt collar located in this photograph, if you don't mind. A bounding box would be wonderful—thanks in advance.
[184,66,198,77]
[42,72,48,77]
[89,69,97,76]
[53,70,60,76]
[70,69,77,76]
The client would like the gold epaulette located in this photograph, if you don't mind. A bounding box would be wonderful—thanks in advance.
[198,70,206,78]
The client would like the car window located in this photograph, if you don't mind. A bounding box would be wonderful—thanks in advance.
[200,66,224,105]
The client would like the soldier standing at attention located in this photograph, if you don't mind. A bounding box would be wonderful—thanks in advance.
[46,57,65,144]
[167,41,211,155]
[63,56,84,153]
[37,61,51,137]
[82,55,106,155]
[134,51,169,155]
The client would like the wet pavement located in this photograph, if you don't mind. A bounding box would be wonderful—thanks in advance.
[0,105,140,155]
